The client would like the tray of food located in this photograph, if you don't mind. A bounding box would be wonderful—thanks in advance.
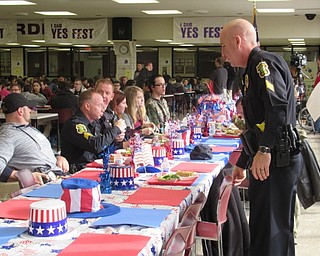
[147,172,198,186]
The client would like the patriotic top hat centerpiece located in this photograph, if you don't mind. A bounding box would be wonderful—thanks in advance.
[109,164,135,190]
[28,199,68,237]
[172,139,185,155]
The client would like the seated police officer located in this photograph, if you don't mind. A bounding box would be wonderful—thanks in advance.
[0,93,69,184]
[61,90,126,172]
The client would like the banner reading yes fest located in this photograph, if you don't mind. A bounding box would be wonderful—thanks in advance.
[173,17,227,44]
[44,18,108,44]
[0,20,17,43]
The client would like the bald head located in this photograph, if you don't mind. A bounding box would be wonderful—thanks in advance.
[220,19,258,68]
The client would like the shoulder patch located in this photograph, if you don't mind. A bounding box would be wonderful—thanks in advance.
[76,124,87,134]
[256,61,270,78]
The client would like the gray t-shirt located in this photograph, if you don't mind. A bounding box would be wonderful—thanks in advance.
[0,123,58,179]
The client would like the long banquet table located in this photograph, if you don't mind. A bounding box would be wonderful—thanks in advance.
[0,137,241,256]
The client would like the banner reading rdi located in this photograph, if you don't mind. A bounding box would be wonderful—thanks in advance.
[173,17,227,44]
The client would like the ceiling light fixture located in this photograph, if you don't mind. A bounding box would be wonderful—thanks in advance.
[155,39,172,42]
[22,44,40,47]
[288,38,305,42]
[257,8,294,13]
[0,1,35,5]
[34,11,77,16]
[32,40,45,43]
[6,42,20,46]
[248,0,291,2]
[58,42,72,45]
[73,44,90,47]
[142,10,182,15]
[113,0,159,3]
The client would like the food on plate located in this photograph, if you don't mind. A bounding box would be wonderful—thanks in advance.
[176,171,194,177]
[157,173,181,181]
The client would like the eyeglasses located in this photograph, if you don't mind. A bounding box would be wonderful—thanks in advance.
[154,83,167,87]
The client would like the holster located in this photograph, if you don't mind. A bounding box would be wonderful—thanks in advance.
[272,124,301,168]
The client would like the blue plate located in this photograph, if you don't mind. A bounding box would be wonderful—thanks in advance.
[136,166,161,173]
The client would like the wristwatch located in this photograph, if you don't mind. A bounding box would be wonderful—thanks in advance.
[258,146,271,154]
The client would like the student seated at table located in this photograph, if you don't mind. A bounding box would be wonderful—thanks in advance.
[145,75,170,133]
[61,90,127,172]
[94,78,128,148]
[124,85,156,136]
[0,93,69,184]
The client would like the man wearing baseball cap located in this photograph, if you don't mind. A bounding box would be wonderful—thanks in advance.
[0,93,69,184]
[2,93,35,116]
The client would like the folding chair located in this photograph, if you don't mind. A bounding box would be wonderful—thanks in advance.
[196,175,233,256]
[10,169,40,198]
[163,225,192,256]
[179,203,202,256]
[49,108,74,151]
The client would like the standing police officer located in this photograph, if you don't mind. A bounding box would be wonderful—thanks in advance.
[220,19,302,256]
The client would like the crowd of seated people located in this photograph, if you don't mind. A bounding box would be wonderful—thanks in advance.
[0,72,236,179]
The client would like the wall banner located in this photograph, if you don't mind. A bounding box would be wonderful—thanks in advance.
[0,20,17,43]
[173,17,227,44]
[44,18,108,44]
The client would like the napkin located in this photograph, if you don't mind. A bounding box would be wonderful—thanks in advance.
[91,207,171,228]
[22,183,63,199]
[70,170,104,181]
[0,199,39,220]
[123,187,190,206]
[210,145,237,153]
[202,138,240,147]
[0,227,28,246]
[58,233,151,256]
[86,162,103,168]
[171,162,220,173]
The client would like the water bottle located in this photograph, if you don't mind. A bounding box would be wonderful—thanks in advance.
[209,121,216,137]
[161,157,170,173]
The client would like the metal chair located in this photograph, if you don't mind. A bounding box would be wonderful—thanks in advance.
[49,108,74,151]
[174,93,185,116]
[163,94,175,116]
[163,225,192,256]
[10,169,40,198]
[179,203,203,256]
[196,175,233,256]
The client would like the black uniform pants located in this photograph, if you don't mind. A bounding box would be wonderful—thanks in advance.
[248,153,302,256]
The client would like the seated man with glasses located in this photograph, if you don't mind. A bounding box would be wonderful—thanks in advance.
[145,75,170,133]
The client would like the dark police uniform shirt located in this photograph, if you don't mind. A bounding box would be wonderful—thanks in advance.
[236,47,296,169]
[61,108,121,168]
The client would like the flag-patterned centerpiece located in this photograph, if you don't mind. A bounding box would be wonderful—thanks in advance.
[177,129,191,146]
[28,199,68,237]
[193,126,202,141]
[152,146,166,166]
[61,178,103,213]
[109,165,135,190]
[172,139,185,155]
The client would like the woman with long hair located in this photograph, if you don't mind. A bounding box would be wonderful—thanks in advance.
[123,85,155,135]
